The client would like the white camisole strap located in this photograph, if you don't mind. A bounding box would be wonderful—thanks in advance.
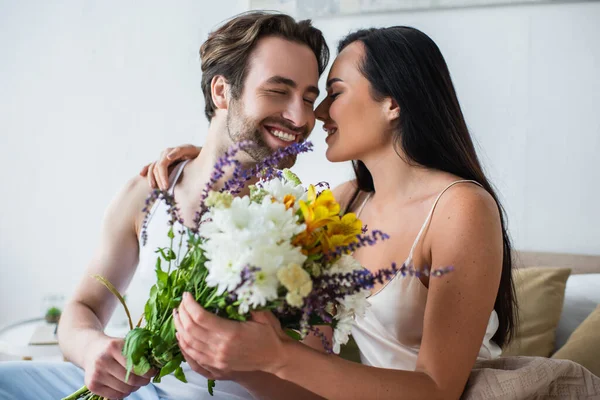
[168,160,191,195]
[354,191,374,219]
[406,179,482,264]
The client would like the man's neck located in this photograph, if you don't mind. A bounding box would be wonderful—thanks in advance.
[177,118,259,203]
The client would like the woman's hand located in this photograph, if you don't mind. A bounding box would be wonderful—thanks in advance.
[173,293,290,377]
[139,145,201,190]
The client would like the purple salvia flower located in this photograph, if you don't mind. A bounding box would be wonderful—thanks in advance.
[309,326,333,354]
[192,141,254,231]
[140,189,183,246]
[226,265,261,303]
[314,181,331,197]
[324,229,390,261]
[221,141,314,196]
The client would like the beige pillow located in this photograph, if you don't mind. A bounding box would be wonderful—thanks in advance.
[503,267,571,357]
[552,304,600,377]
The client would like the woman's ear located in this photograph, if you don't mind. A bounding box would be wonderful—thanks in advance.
[383,97,400,122]
[211,75,230,111]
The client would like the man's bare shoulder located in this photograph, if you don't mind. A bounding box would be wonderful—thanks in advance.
[104,175,154,237]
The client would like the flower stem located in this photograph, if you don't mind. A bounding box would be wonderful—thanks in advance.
[61,385,89,399]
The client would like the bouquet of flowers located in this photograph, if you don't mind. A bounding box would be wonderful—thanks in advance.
[64,141,451,399]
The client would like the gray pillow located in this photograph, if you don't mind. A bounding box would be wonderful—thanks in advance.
[554,273,600,351]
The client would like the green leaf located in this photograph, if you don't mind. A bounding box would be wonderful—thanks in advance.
[168,227,175,239]
[282,168,302,185]
[208,379,216,396]
[155,261,168,286]
[158,354,184,379]
[123,328,152,382]
[168,249,177,260]
[157,247,177,261]
[174,366,188,383]
[133,355,152,377]
[159,317,176,345]
[284,328,302,341]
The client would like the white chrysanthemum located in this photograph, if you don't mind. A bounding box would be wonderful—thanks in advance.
[254,197,306,240]
[199,194,307,309]
[332,315,354,354]
[330,265,371,354]
[326,254,364,275]
[236,270,279,314]
[202,242,251,294]
[338,289,370,321]
[258,177,306,205]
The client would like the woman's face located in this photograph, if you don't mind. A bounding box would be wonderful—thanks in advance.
[315,41,396,163]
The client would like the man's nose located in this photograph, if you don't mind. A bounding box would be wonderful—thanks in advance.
[281,96,314,130]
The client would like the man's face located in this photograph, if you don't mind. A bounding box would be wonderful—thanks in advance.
[226,36,320,166]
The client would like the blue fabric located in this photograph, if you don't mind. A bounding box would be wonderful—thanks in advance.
[0,361,163,400]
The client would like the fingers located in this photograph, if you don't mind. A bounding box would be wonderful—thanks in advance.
[250,310,281,328]
[169,145,200,161]
[173,307,209,349]
[177,332,208,366]
[179,344,217,380]
[140,163,150,177]
[179,292,227,333]
[142,368,158,380]
[115,365,152,388]
[103,370,142,395]
[156,147,175,191]
[143,145,200,190]
[85,382,130,400]
[86,362,140,399]
[106,340,152,387]
[146,162,158,189]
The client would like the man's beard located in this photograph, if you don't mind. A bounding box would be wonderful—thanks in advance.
[226,100,298,169]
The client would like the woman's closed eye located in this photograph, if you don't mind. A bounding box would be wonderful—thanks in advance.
[329,92,341,100]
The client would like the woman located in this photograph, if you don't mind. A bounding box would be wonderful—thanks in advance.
[142,26,517,399]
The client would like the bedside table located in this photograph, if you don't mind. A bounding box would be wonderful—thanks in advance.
[0,318,64,362]
[0,317,132,362]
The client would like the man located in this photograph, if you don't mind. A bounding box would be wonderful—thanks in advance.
[0,11,329,400]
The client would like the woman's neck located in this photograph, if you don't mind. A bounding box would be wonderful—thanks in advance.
[361,146,433,205]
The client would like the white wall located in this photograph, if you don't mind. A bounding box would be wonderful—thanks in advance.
[290,1,600,256]
[0,0,248,326]
[1,1,599,327]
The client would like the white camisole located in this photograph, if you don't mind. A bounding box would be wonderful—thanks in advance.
[350,180,502,370]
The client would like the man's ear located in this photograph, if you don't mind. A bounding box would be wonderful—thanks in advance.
[383,97,400,122]
[211,75,230,111]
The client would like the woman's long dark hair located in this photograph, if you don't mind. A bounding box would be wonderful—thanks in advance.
[340,27,516,348]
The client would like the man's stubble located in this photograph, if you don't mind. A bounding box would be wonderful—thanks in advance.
[225,99,297,169]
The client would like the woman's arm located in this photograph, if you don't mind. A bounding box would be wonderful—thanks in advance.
[175,184,503,400]
[271,185,503,400]
[139,144,201,189]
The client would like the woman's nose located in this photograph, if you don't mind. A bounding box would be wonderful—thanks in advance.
[315,97,331,122]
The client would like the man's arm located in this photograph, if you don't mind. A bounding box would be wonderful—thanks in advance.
[57,176,153,398]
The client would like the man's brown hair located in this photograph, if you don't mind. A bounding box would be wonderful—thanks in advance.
[200,11,329,121]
